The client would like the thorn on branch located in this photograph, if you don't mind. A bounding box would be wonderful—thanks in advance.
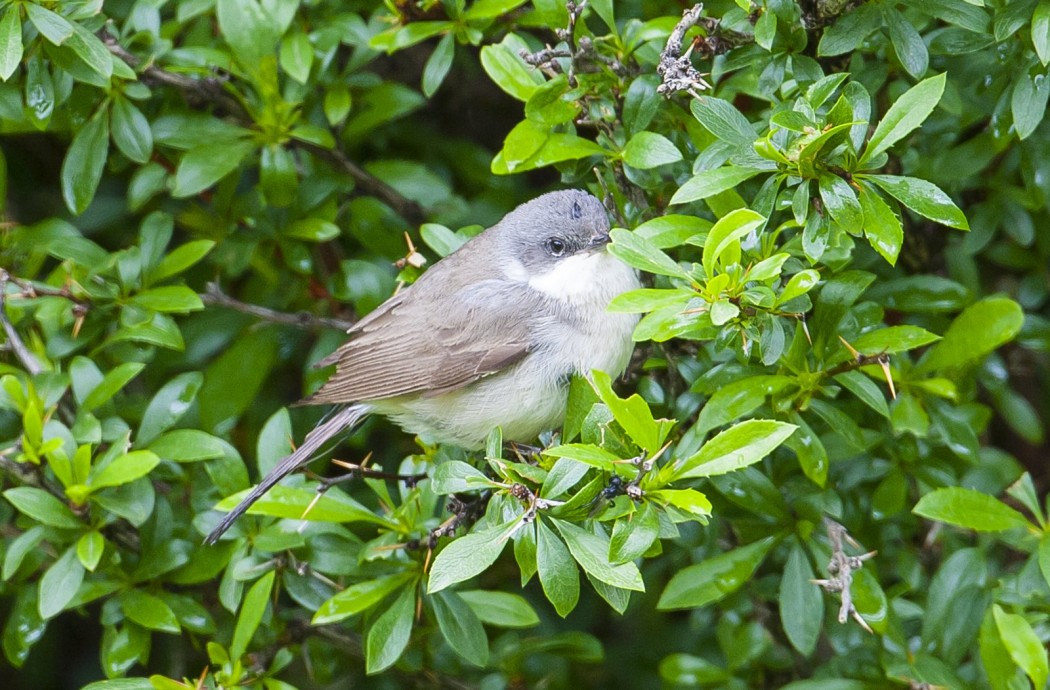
[813,517,877,633]
[657,4,713,97]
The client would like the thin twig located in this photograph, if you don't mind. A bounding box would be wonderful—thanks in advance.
[0,270,43,375]
[200,282,355,331]
[100,32,426,225]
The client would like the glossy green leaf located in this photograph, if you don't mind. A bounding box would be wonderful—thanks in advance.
[216,485,394,527]
[279,31,312,84]
[137,372,203,445]
[458,590,540,628]
[89,450,160,491]
[884,7,929,79]
[3,487,82,529]
[431,460,499,494]
[865,175,968,230]
[993,605,1048,690]
[231,570,274,659]
[0,8,24,81]
[422,33,454,98]
[428,519,517,593]
[81,363,145,412]
[609,503,660,563]
[1011,69,1050,140]
[609,228,690,280]
[172,139,254,198]
[76,531,105,572]
[701,208,765,276]
[858,183,903,264]
[622,131,683,169]
[128,286,204,313]
[61,114,109,214]
[671,167,763,205]
[313,573,415,625]
[917,297,1024,372]
[121,589,180,634]
[850,325,940,355]
[861,73,945,164]
[365,586,415,674]
[658,537,775,610]
[553,520,644,591]
[1035,1,1050,65]
[432,591,489,666]
[151,240,216,283]
[689,97,754,148]
[695,375,794,435]
[914,488,1031,532]
[38,546,85,619]
[673,420,797,480]
[536,519,579,617]
[780,543,823,655]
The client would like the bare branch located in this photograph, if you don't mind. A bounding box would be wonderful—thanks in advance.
[200,282,355,331]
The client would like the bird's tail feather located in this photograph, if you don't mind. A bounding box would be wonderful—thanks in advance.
[204,405,368,544]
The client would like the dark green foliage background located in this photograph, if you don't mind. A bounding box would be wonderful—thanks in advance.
[1,1,1049,689]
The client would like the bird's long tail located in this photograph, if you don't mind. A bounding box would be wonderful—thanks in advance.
[204,405,369,544]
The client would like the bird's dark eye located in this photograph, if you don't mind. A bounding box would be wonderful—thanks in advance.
[544,237,567,257]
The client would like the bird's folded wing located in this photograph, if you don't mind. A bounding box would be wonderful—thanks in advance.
[304,280,546,404]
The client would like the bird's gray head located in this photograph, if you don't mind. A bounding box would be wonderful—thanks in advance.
[493,190,611,275]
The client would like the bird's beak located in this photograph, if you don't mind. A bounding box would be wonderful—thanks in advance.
[589,231,611,248]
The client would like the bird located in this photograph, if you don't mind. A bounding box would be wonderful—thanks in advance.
[205,190,640,544]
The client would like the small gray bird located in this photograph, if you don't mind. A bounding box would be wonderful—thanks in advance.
[205,190,640,543]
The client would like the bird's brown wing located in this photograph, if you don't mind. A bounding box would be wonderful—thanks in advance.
[304,279,545,404]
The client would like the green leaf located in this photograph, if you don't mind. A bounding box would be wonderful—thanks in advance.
[366,586,415,674]
[608,228,690,280]
[217,0,280,67]
[818,173,863,230]
[137,372,203,445]
[858,183,903,264]
[25,4,73,45]
[649,488,712,520]
[283,218,341,242]
[777,269,821,306]
[313,573,415,625]
[479,39,543,102]
[695,375,794,435]
[81,363,145,412]
[109,97,152,165]
[66,22,112,81]
[609,503,660,563]
[432,591,489,667]
[231,570,274,659]
[673,420,797,480]
[657,537,775,610]
[865,175,968,230]
[279,31,312,84]
[149,430,226,463]
[76,531,105,572]
[1034,1,1050,65]
[536,519,579,617]
[590,369,673,453]
[120,589,180,634]
[884,7,928,79]
[861,73,945,164]
[543,444,619,471]
[917,297,1024,372]
[89,451,160,491]
[689,97,755,148]
[0,8,24,81]
[216,485,394,527]
[430,461,499,494]
[993,605,1049,690]
[3,487,82,528]
[38,546,85,619]
[422,33,455,98]
[1039,534,1050,591]
[553,520,644,591]
[701,208,766,276]
[172,139,254,198]
[850,325,940,355]
[607,288,693,314]
[151,240,216,283]
[61,114,109,214]
[914,487,1031,532]
[427,519,517,593]
[129,286,205,313]
[622,131,683,169]
[458,590,541,628]
[1011,69,1050,140]
[323,86,352,125]
[818,3,881,56]
[780,543,823,655]
[671,167,763,205]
